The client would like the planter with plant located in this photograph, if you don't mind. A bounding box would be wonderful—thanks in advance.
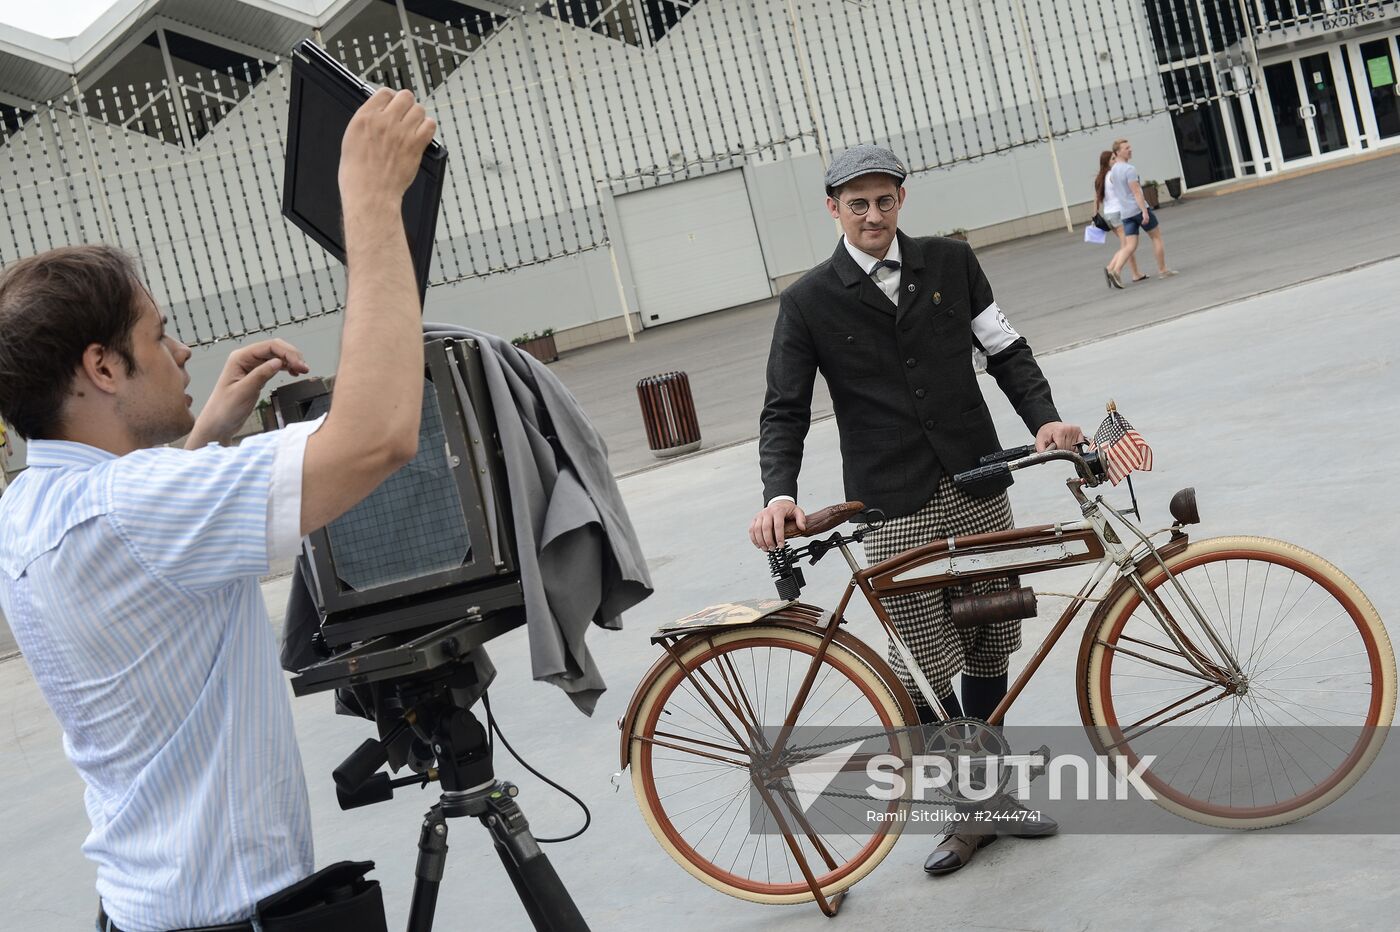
[512,328,559,363]
[256,398,277,433]
[948,228,969,242]
[1142,181,1160,210]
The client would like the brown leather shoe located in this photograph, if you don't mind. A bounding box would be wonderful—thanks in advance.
[923,830,996,875]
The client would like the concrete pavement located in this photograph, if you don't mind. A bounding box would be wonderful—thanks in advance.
[2,253,1398,930]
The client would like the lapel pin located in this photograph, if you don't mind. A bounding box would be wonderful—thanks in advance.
[932,291,942,304]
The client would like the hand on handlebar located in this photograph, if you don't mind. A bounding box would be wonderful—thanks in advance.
[1035,421,1086,453]
[750,500,806,551]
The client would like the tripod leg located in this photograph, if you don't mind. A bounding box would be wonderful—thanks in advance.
[481,795,589,932]
[408,805,449,932]
[491,835,552,931]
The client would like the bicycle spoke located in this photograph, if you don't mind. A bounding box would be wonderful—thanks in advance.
[1094,542,1388,824]
[636,631,904,898]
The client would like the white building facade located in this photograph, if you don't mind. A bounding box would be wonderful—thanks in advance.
[10,0,1388,476]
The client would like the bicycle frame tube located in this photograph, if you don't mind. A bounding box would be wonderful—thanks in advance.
[844,479,1239,723]
[854,513,1110,715]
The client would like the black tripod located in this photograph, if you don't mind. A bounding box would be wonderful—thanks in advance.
[335,698,589,932]
[306,621,590,932]
[405,705,588,932]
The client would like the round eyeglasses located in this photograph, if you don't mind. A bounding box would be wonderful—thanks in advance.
[835,194,897,216]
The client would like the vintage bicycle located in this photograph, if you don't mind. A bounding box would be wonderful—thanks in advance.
[615,427,1395,916]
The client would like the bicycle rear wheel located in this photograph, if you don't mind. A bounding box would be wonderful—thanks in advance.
[1083,536,1395,828]
[627,625,911,904]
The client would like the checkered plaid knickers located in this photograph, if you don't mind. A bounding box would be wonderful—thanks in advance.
[860,474,1021,702]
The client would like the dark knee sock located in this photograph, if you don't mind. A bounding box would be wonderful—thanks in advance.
[960,672,1009,723]
[916,691,962,724]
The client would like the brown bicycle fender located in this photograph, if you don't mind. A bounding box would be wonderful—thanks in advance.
[618,648,686,769]
[1073,534,1191,728]
[617,612,919,768]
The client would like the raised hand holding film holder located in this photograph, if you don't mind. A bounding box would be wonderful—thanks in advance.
[283,39,446,305]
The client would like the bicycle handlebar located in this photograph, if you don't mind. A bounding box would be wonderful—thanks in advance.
[953,445,1106,490]
[954,460,1013,487]
[978,444,1036,466]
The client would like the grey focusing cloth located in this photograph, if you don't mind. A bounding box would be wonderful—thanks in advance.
[425,324,652,714]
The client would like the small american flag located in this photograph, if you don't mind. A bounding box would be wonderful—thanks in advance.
[1093,410,1153,486]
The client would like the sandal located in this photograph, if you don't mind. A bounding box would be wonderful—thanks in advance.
[1131,274,1149,283]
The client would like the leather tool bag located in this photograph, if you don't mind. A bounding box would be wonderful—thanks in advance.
[256,860,388,932]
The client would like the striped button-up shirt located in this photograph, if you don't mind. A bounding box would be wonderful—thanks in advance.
[0,420,322,932]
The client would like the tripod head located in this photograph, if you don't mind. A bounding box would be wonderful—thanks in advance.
[330,661,498,812]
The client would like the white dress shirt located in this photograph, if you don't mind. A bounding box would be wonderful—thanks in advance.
[843,234,903,305]
[0,418,324,932]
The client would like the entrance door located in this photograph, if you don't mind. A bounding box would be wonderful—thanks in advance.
[1356,37,1400,142]
[1263,50,1356,163]
[1263,60,1312,162]
[1299,52,1349,155]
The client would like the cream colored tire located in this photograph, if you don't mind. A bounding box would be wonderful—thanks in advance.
[1084,536,1396,829]
[628,625,909,904]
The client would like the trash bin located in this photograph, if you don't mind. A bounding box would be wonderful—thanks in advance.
[637,371,702,458]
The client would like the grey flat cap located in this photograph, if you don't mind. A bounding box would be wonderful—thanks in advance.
[824,144,907,189]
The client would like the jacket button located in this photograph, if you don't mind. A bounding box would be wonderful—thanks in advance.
[845,335,855,344]
[905,358,916,368]
[946,309,955,317]
[924,419,935,430]
[914,388,926,399]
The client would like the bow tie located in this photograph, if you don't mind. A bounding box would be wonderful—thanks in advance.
[869,259,901,276]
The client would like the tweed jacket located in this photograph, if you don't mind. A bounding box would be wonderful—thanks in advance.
[759,232,1061,518]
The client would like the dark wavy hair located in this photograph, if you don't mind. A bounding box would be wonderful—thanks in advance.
[0,245,143,440]
[1094,150,1113,206]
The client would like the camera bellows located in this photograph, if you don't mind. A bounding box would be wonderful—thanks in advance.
[949,586,1037,629]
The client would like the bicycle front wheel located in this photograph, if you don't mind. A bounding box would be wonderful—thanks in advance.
[1083,536,1395,828]
[628,624,910,905]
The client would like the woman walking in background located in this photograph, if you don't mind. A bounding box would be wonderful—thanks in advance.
[1094,150,1143,288]
[1105,138,1177,287]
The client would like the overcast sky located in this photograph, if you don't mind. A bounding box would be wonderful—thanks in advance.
[0,0,117,39]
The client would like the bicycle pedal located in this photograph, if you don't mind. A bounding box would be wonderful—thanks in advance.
[1027,744,1051,781]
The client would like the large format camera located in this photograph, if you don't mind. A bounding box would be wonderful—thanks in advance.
[270,336,588,932]
[272,336,522,649]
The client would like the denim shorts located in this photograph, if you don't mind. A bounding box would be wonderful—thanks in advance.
[1122,209,1158,236]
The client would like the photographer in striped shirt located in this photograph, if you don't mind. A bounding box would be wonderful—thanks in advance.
[0,87,435,932]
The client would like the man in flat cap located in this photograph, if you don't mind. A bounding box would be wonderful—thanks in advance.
[750,144,1083,875]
